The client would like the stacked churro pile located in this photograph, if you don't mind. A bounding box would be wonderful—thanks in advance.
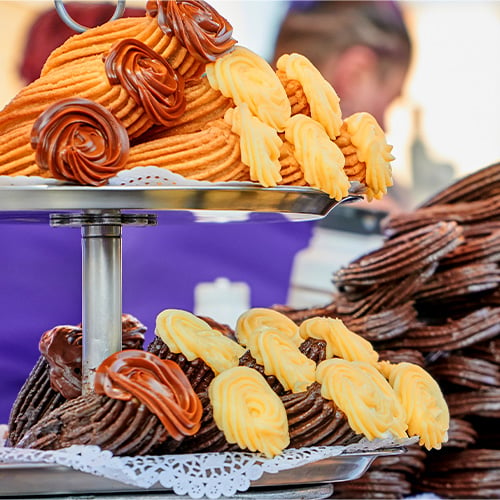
[277,162,500,498]
[0,0,393,202]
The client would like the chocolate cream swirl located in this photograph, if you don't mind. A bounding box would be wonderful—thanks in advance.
[39,316,147,400]
[95,350,202,440]
[105,39,186,126]
[146,0,236,62]
[31,97,129,186]
[39,325,83,400]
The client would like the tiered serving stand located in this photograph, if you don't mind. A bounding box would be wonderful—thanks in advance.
[0,184,407,498]
[0,4,406,498]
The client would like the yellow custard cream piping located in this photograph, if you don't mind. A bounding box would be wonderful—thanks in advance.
[247,329,316,393]
[209,366,289,458]
[206,46,291,132]
[277,53,342,139]
[155,309,245,375]
[380,361,450,450]
[225,104,283,187]
[317,358,408,440]
[343,112,394,200]
[235,307,301,348]
[285,114,349,201]
[299,317,378,365]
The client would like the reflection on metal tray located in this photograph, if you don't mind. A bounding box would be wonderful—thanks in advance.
[0,448,404,498]
[0,185,361,224]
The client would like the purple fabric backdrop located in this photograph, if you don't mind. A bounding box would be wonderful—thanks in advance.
[0,219,313,423]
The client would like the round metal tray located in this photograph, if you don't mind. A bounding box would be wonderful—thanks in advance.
[0,447,404,498]
[0,185,361,224]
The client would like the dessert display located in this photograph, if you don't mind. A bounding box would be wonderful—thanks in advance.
[8,307,450,462]
[275,161,500,497]
[1,1,492,498]
[0,0,394,203]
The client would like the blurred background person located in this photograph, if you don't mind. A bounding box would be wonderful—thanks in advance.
[274,0,411,133]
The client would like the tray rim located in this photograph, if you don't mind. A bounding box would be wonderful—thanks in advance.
[0,184,361,221]
[0,446,406,497]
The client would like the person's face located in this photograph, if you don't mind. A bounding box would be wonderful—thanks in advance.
[325,47,408,131]
[368,63,408,130]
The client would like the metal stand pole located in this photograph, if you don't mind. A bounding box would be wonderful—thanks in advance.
[51,210,156,394]
[81,210,122,394]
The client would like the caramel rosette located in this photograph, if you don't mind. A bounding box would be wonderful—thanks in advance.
[235,307,301,347]
[155,309,244,374]
[299,317,379,365]
[39,325,83,400]
[208,366,289,458]
[225,105,283,187]
[246,329,316,393]
[206,46,291,131]
[379,361,450,450]
[105,39,186,127]
[147,0,236,63]
[317,359,408,440]
[276,53,342,139]
[31,97,129,185]
[284,114,350,201]
[95,350,202,440]
[342,112,394,200]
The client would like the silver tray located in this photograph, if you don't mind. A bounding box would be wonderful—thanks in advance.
[0,185,360,224]
[0,448,404,497]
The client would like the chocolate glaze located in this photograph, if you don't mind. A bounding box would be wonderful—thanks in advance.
[146,0,236,62]
[38,315,147,400]
[39,325,83,400]
[105,39,186,126]
[31,97,129,185]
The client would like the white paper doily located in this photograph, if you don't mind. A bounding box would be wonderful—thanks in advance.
[0,436,417,499]
[0,175,64,186]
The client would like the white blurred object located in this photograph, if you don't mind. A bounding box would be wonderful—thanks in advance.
[287,226,384,309]
[194,277,250,328]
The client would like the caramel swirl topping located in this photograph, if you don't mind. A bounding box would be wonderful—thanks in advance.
[105,39,186,126]
[95,350,202,440]
[31,97,129,186]
[39,325,83,400]
[147,0,236,62]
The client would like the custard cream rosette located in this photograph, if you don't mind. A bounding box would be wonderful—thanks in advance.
[30,98,129,185]
[379,361,450,450]
[316,359,408,441]
[224,104,283,187]
[276,53,343,140]
[245,329,316,394]
[235,307,301,348]
[338,112,394,201]
[299,317,379,365]
[284,114,350,201]
[208,366,290,458]
[206,46,291,131]
[17,350,203,455]
[153,309,244,382]
[146,0,237,64]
